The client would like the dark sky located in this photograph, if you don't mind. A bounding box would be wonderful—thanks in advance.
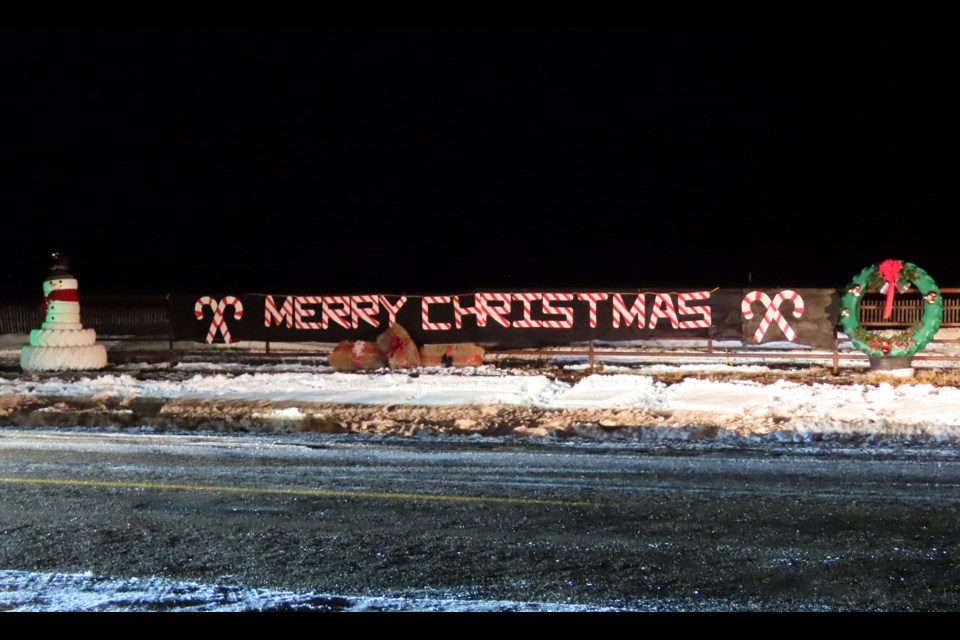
[3,28,960,298]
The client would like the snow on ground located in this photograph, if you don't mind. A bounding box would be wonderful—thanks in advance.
[0,570,634,612]
[5,334,960,610]
[5,362,960,438]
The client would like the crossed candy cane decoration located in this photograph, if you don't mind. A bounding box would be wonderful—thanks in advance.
[741,290,805,343]
[195,296,244,344]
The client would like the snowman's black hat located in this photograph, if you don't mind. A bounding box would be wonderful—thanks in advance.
[46,252,73,280]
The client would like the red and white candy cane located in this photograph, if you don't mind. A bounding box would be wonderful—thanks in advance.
[742,290,805,342]
[195,296,244,344]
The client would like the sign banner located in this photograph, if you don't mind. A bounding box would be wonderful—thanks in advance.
[739,288,840,349]
[172,288,841,349]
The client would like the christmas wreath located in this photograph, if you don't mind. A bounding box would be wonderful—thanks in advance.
[840,260,943,358]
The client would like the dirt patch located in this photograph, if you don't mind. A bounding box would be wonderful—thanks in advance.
[0,392,887,444]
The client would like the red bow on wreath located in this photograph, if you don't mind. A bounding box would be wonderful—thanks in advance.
[878,259,903,320]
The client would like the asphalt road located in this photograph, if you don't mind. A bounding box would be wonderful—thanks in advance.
[2,429,960,611]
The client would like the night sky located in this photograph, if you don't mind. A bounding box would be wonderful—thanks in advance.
[4,28,960,299]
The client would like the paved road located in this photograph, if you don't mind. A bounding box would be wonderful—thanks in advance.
[2,429,960,611]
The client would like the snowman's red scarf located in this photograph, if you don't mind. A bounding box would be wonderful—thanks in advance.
[40,288,79,316]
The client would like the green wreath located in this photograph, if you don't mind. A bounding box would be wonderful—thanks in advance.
[840,260,943,358]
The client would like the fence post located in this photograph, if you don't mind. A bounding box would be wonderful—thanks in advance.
[165,294,174,352]
[833,333,840,375]
[588,340,595,371]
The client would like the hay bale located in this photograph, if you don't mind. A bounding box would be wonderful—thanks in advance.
[376,323,421,369]
[420,343,485,367]
[328,340,387,371]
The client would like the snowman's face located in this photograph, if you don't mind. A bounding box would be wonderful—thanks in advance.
[42,278,78,296]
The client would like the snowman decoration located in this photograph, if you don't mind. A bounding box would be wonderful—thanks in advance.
[20,253,108,371]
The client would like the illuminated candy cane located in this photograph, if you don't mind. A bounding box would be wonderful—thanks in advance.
[194,296,214,326]
[195,296,244,344]
[741,290,804,343]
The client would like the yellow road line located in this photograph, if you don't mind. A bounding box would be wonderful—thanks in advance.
[0,477,596,508]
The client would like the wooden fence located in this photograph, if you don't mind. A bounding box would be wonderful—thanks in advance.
[858,288,960,327]
[0,297,171,336]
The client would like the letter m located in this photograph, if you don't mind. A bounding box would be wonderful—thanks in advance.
[264,295,294,328]
[611,294,646,329]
